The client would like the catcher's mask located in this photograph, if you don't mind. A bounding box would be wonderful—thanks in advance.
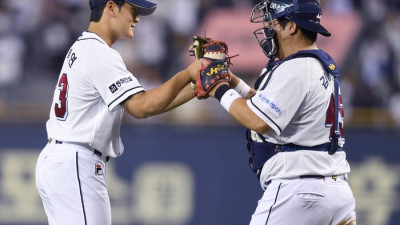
[250,0,330,59]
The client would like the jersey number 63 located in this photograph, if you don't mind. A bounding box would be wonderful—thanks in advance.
[55,73,69,121]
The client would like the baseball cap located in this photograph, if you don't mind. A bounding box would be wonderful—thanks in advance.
[289,13,331,37]
[89,0,157,16]
[266,0,331,37]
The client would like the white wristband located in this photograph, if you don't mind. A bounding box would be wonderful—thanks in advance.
[234,79,251,98]
[220,89,241,112]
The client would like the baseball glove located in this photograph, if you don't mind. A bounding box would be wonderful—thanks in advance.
[194,60,231,99]
[189,36,235,64]
[189,36,237,99]
[189,36,211,60]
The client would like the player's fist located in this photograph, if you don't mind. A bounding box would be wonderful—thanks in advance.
[186,59,210,82]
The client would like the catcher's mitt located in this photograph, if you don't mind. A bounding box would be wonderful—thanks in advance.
[189,36,236,64]
[189,36,211,60]
[189,36,237,99]
[194,60,231,99]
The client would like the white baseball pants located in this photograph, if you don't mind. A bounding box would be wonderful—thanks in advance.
[250,175,356,225]
[36,140,111,225]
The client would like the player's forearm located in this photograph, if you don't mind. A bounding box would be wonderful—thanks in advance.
[162,84,195,113]
[229,98,270,134]
[151,70,193,114]
[124,70,191,118]
[229,73,241,89]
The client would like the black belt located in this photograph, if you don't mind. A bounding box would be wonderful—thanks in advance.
[274,143,342,152]
[264,175,343,186]
[50,139,110,162]
[245,128,343,180]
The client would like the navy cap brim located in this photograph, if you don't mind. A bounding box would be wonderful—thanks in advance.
[126,0,157,16]
[291,17,331,37]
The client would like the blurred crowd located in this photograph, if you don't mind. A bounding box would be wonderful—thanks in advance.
[349,0,400,125]
[0,0,399,125]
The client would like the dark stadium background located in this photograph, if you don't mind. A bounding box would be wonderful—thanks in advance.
[0,0,399,224]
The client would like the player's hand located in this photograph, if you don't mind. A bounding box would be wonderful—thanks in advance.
[227,69,238,87]
[185,59,209,82]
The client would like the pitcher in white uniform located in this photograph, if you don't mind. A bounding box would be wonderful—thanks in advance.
[201,0,356,224]
[35,1,203,224]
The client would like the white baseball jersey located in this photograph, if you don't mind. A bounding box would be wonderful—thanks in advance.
[46,31,144,157]
[247,57,350,187]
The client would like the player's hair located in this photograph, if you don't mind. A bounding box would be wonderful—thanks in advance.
[299,27,318,43]
[278,17,318,43]
[90,0,126,22]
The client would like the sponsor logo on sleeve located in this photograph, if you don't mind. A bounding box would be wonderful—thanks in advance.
[257,93,284,118]
[116,76,133,87]
[109,84,118,93]
[108,76,134,94]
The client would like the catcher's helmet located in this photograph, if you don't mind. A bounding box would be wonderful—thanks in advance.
[251,0,330,58]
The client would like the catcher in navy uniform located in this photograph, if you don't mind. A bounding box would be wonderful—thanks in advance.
[192,0,356,224]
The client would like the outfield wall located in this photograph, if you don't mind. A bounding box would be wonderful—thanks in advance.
[0,123,398,225]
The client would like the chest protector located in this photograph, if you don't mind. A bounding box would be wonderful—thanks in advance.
[246,49,343,179]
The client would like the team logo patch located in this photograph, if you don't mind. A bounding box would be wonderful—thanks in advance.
[269,2,290,11]
[329,63,336,71]
[95,163,103,175]
[109,84,118,94]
